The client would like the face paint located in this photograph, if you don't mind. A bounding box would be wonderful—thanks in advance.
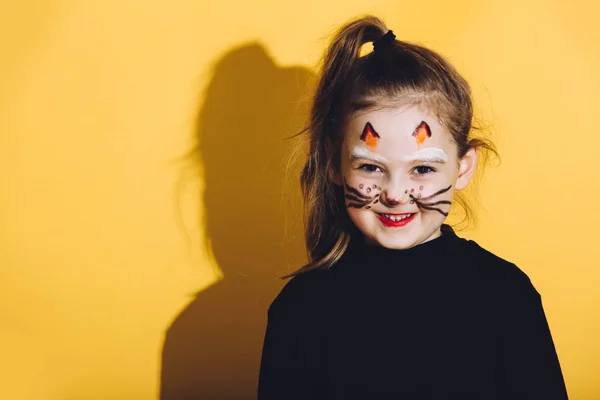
[344,178,382,209]
[360,122,381,149]
[341,105,465,250]
[352,146,389,164]
[379,194,400,208]
[400,147,448,164]
[409,185,453,216]
[412,121,432,146]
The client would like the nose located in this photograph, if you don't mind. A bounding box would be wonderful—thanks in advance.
[380,187,410,208]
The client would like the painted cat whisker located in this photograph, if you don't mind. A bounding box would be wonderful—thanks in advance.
[414,202,449,216]
[418,185,452,201]
[345,194,372,203]
[409,196,451,206]
[344,181,371,200]
[347,202,371,209]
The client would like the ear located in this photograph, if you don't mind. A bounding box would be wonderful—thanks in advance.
[455,147,478,190]
[325,138,343,186]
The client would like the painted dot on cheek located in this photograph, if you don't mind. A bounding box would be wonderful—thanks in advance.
[419,185,424,190]
[359,184,364,189]
[410,200,415,204]
[411,188,414,193]
[405,190,408,194]
[366,187,371,193]
[372,184,377,189]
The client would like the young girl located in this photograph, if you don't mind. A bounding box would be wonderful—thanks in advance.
[257,15,568,399]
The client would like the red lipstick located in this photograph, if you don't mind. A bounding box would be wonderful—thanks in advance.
[376,213,416,228]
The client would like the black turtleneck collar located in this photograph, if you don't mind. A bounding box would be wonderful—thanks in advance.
[340,224,464,271]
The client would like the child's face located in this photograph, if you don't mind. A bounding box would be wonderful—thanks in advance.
[335,104,477,249]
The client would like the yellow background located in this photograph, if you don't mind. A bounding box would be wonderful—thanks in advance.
[1,0,598,398]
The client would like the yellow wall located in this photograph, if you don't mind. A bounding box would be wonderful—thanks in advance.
[1,0,598,398]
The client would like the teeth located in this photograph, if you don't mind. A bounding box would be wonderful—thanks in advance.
[381,214,412,222]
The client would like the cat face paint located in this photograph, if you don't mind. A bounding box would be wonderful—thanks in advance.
[351,146,389,164]
[340,105,466,250]
[412,121,431,146]
[360,122,381,149]
[409,185,453,216]
[400,147,448,164]
[344,179,382,209]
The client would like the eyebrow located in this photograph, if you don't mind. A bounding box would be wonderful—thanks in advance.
[351,146,389,163]
[400,148,448,164]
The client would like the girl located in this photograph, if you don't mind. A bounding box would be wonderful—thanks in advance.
[257,15,568,399]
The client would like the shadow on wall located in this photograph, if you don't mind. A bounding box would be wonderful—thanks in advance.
[160,43,315,399]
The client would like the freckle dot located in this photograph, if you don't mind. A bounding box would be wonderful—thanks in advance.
[359,184,364,189]
[410,200,414,204]
[373,184,377,189]
[411,188,414,192]
[419,185,424,190]
[405,190,408,194]
[366,187,371,193]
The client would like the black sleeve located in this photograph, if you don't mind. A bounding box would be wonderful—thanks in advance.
[497,275,569,399]
[257,275,326,400]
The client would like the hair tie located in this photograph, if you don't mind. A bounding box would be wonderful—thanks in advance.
[373,30,396,52]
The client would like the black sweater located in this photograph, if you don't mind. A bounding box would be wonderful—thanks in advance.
[257,225,568,399]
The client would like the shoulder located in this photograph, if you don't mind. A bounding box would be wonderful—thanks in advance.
[268,268,332,317]
[453,236,540,298]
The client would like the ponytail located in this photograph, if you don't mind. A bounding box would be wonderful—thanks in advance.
[283,16,390,278]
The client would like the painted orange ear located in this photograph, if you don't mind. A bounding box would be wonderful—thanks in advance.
[412,121,431,146]
[360,122,380,148]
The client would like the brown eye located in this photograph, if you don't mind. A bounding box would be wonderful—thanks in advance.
[359,164,383,173]
[413,166,435,175]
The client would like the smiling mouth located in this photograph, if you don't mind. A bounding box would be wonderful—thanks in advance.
[376,213,416,227]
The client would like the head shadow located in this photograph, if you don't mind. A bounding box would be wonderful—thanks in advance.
[160,43,314,399]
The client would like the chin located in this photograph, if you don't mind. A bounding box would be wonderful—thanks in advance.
[353,212,443,250]
[369,233,419,250]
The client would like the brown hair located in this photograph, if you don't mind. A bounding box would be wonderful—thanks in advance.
[282,15,497,279]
